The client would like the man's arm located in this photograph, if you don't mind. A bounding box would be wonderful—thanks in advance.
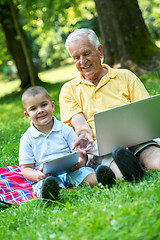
[71,113,94,153]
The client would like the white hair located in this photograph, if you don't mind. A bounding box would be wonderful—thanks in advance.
[65,28,100,54]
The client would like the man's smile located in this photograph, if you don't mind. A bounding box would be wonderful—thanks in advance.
[82,64,92,70]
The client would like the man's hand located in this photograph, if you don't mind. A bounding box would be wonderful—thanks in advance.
[72,134,94,154]
[71,113,94,154]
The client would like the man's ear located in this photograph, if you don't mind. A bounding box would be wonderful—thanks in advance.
[98,44,103,59]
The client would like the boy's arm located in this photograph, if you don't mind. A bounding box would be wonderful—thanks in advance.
[71,152,88,171]
[19,132,50,182]
[21,164,50,182]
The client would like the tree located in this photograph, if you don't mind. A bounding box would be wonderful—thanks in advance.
[0,0,41,89]
[94,0,160,73]
[139,0,160,41]
[19,0,97,69]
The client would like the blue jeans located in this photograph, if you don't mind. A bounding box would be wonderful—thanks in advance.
[32,166,94,198]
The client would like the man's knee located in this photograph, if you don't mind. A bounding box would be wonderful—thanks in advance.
[138,145,160,170]
[110,160,122,180]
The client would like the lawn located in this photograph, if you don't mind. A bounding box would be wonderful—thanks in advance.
[0,66,160,240]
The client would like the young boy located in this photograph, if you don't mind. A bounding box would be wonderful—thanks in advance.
[19,86,98,201]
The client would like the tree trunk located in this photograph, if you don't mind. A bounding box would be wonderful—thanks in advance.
[0,0,41,89]
[94,0,160,74]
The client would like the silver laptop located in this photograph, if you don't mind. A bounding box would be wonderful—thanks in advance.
[94,94,160,156]
[43,151,79,176]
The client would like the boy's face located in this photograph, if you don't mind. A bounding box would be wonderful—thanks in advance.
[24,93,54,129]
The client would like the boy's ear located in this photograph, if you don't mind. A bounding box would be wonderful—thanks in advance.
[24,111,30,118]
[52,101,55,111]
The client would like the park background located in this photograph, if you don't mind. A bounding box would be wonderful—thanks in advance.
[0,0,160,239]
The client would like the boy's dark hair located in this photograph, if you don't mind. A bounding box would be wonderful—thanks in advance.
[22,86,52,109]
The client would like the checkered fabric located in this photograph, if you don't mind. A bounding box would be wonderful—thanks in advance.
[0,165,36,204]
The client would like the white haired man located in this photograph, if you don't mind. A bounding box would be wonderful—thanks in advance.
[59,28,160,187]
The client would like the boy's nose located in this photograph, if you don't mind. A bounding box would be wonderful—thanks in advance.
[37,107,44,113]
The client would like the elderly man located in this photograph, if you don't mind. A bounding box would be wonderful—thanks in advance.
[59,28,160,187]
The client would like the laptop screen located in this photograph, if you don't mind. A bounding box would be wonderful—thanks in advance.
[94,94,160,156]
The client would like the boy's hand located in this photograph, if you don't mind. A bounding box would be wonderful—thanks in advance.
[71,152,88,171]
[36,167,52,182]
[20,164,53,182]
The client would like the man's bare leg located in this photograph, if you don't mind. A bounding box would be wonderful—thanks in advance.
[110,160,122,180]
[138,145,160,171]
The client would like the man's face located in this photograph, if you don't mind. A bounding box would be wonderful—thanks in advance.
[68,36,103,81]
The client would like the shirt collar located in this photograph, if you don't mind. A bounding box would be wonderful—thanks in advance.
[30,116,61,138]
[75,64,117,85]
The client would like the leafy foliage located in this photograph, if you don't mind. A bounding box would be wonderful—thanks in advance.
[19,0,97,68]
[0,31,10,65]
[139,0,160,40]
[0,0,160,71]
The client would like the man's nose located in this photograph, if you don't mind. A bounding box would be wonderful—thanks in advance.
[80,55,87,65]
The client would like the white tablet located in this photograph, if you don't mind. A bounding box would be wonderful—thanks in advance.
[43,151,79,176]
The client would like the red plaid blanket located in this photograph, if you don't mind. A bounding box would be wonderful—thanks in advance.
[0,165,36,204]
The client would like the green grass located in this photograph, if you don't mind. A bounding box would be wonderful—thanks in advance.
[1,178,160,240]
[0,63,78,98]
[1,67,160,240]
[156,40,160,48]
[39,64,78,83]
[0,78,20,98]
[140,71,160,96]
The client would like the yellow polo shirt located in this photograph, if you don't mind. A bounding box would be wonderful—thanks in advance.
[59,64,149,139]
